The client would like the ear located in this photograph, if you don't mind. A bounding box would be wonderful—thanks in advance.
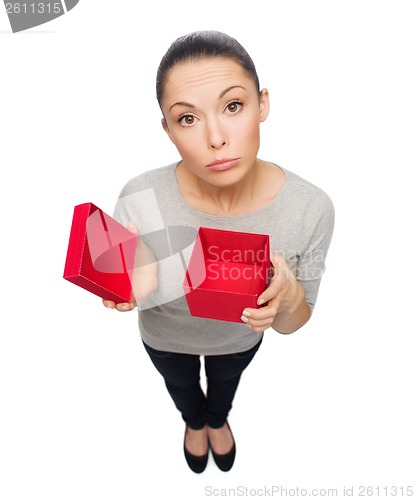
[161,117,174,143]
[258,89,270,122]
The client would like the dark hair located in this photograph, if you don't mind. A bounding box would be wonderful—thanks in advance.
[156,30,260,106]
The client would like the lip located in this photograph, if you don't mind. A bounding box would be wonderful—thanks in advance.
[206,158,240,171]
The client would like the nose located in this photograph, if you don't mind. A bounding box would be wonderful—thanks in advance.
[206,117,227,150]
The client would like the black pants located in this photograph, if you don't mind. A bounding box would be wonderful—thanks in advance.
[143,339,262,430]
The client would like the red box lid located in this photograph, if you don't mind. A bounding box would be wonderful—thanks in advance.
[63,203,137,303]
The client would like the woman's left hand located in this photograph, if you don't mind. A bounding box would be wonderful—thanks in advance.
[240,253,309,333]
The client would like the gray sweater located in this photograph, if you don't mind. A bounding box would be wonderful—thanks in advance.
[113,162,335,355]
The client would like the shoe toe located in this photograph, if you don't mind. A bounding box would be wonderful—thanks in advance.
[184,446,209,473]
[183,426,209,473]
[211,443,236,472]
[210,421,236,472]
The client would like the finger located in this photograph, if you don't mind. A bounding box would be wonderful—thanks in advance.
[115,301,136,312]
[241,313,272,328]
[256,256,290,306]
[242,299,280,322]
[240,314,273,332]
[256,278,283,306]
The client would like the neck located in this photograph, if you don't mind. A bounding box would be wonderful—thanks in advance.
[179,159,263,216]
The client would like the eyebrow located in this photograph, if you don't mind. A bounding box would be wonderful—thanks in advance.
[168,85,247,111]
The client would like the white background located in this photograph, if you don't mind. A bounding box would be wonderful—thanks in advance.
[1,1,414,499]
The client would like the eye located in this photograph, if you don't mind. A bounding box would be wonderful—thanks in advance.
[225,101,243,114]
[178,114,198,127]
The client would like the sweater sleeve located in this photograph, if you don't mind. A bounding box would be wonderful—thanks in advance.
[296,190,335,309]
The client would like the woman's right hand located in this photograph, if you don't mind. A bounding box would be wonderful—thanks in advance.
[102,221,158,312]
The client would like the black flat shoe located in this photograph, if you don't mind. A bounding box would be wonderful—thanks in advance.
[183,427,209,473]
[209,421,236,472]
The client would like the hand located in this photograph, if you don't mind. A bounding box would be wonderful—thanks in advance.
[240,253,307,333]
[102,221,158,312]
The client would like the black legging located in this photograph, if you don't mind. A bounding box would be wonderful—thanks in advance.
[143,338,262,429]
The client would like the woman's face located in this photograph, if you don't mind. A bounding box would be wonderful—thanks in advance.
[160,57,270,187]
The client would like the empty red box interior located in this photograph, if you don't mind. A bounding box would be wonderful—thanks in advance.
[183,227,270,322]
[63,203,137,303]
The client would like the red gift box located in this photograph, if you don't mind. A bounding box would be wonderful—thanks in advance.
[183,227,270,322]
[63,203,137,303]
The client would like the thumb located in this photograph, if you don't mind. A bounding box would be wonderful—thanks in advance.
[256,253,281,305]
[127,221,139,236]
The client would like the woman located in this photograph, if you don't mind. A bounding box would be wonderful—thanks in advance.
[103,30,334,473]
